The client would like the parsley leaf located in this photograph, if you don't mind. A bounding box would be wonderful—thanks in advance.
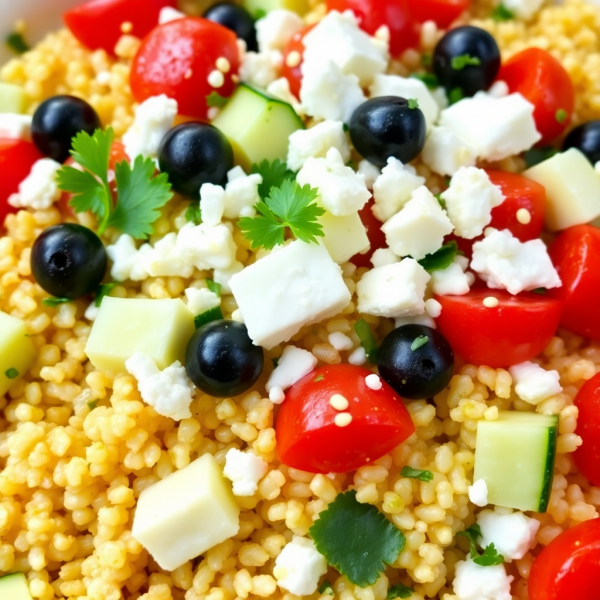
[5,31,30,54]
[206,91,229,108]
[418,241,458,273]
[42,297,71,307]
[458,524,505,566]
[411,336,429,352]
[95,282,118,307]
[448,87,464,105]
[407,98,420,109]
[491,3,515,21]
[434,193,446,210]
[410,72,439,90]
[194,306,224,329]
[387,583,414,599]
[319,580,334,596]
[206,279,222,296]
[5,368,19,379]
[251,159,296,199]
[451,54,482,70]
[310,491,405,587]
[314,374,325,382]
[185,202,202,225]
[239,180,325,250]
[555,108,568,124]
[400,466,434,482]
[524,147,559,168]
[354,319,378,364]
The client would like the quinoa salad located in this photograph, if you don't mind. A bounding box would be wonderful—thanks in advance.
[3,0,600,599]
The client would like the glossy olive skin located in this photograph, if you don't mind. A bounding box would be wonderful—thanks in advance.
[349,97,426,167]
[563,120,600,165]
[204,2,258,52]
[185,320,264,397]
[31,95,101,162]
[377,325,454,400]
[31,223,107,299]
[433,26,500,97]
[158,122,234,198]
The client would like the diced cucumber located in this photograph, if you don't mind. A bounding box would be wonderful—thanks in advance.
[244,0,309,18]
[0,573,33,600]
[473,411,558,513]
[213,83,304,170]
[0,311,36,397]
[0,82,26,114]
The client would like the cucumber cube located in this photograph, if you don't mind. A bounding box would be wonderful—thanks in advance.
[244,0,309,17]
[0,311,36,396]
[0,573,33,600]
[0,82,26,114]
[85,297,195,374]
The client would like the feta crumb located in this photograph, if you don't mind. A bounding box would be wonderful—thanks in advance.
[274,537,328,596]
[422,126,477,177]
[502,0,544,20]
[395,314,436,329]
[425,298,442,318]
[508,361,563,405]
[287,120,350,171]
[213,261,244,295]
[176,222,237,270]
[84,302,100,321]
[185,287,220,316]
[125,353,195,421]
[223,448,268,496]
[269,386,286,405]
[256,9,303,53]
[468,479,489,507]
[471,229,562,295]
[144,232,194,278]
[8,158,62,210]
[266,345,318,393]
[200,183,226,226]
[431,257,472,296]
[371,248,399,268]
[0,113,32,140]
[452,558,513,600]
[358,160,381,189]
[240,50,283,88]
[159,6,185,23]
[365,374,382,390]
[328,332,354,351]
[348,346,367,365]
[488,80,510,98]
[106,235,151,281]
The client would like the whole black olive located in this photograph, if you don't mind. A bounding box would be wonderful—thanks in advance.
[204,2,258,52]
[563,120,600,165]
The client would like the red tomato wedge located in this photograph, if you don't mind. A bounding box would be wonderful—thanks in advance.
[500,48,575,145]
[64,0,177,55]
[435,289,563,368]
[351,200,387,268]
[548,225,600,341]
[407,0,470,28]
[529,518,600,600]
[276,364,415,474]
[281,24,315,100]
[130,18,240,120]
[573,373,600,487]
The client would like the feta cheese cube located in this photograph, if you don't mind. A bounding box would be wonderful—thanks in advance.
[441,167,505,239]
[0,113,32,140]
[144,232,194,278]
[223,448,268,496]
[132,454,240,571]
[329,332,354,351]
[422,126,477,177]
[357,259,431,318]
[372,157,425,222]
[297,148,371,216]
[200,184,226,227]
[395,314,436,329]
[468,478,489,507]
[502,0,544,20]
[230,241,351,349]
[159,6,185,23]
[371,247,399,268]
[382,186,454,260]
[185,287,221,316]
[358,160,381,189]
[176,222,237,270]
[256,9,303,53]
[320,211,370,264]
[274,537,328,596]
[224,166,262,219]
[213,261,244,294]
[266,345,318,392]
[106,234,151,282]
[8,158,62,210]
[287,120,350,171]
[452,558,513,600]
[431,257,472,296]
[471,229,562,295]
[508,361,563,405]
[440,92,541,162]
[240,50,284,89]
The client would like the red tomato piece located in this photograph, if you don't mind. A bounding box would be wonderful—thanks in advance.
[435,289,563,368]
[64,0,176,55]
[351,200,387,268]
[500,48,575,145]
[109,140,129,170]
[130,18,240,120]
[407,0,469,29]
[281,24,315,100]
[529,518,600,600]
[548,225,600,341]
[276,364,415,474]
[573,373,600,487]
[325,0,419,57]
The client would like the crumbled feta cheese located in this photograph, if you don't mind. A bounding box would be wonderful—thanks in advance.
[213,261,244,294]
[372,157,425,222]
[240,50,283,88]
[440,92,541,162]
[502,0,544,20]
[269,386,285,404]
[185,287,221,316]
[431,86,449,111]
[0,113,32,140]
[266,345,318,392]
[144,233,194,278]
[176,222,237,270]
[329,332,354,351]
[395,314,436,329]
[297,148,370,216]
[468,479,489,507]
[274,537,328,596]
[348,346,367,365]
[200,184,226,227]
[85,301,100,321]
[287,120,350,171]
[122,95,178,161]
[365,373,382,390]
[425,298,442,318]
[266,77,303,115]
[357,259,430,318]
[223,448,268,497]
[371,248,399,268]
[471,229,562,295]
[358,160,381,189]
[488,80,510,98]
[125,352,195,421]
[477,509,540,561]
[431,257,472,296]
[159,6,185,23]
[453,558,513,600]
[256,9,303,52]
[8,158,62,210]
[223,167,262,219]
[508,361,563,405]
[442,167,505,239]
[422,126,477,177]
[106,235,151,281]
[382,186,454,260]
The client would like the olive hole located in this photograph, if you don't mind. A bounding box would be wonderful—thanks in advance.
[50,252,70,270]
[421,358,435,372]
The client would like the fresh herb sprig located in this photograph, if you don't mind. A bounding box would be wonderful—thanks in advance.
[387,583,414,599]
[251,159,296,199]
[451,54,482,71]
[458,524,505,566]
[401,466,434,482]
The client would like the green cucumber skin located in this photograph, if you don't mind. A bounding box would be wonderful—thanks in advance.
[238,82,305,129]
[538,424,558,513]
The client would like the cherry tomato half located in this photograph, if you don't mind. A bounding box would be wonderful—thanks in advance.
[281,24,315,100]
[276,364,415,474]
[130,18,240,120]
[573,373,600,487]
[529,518,600,600]
[351,200,387,268]
[325,0,419,57]
[407,0,469,29]
[64,0,176,55]
[548,225,600,341]
[500,48,575,145]
[435,289,563,368]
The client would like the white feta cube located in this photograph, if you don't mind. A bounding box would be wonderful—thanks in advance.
[287,120,350,172]
[274,537,328,596]
[230,241,351,349]
[452,558,513,600]
[8,158,62,210]
[329,332,354,351]
[468,478,489,507]
[425,298,442,318]
[213,261,244,295]
[357,259,430,318]
[320,211,370,264]
[0,113,32,140]
[200,183,226,227]
[176,222,237,270]
[240,50,284,88]
[224,166,262,219]
[266,345,318,392]
[395,314,436,329]
[431,257,472,296]
[358,160,381,189]
[223,448,268,496]
[508,361,563,405]
[106,234,150,282]
[502,0,544,20]
[143,232,194,278]
[422,126,477,177]
[371,248,399,268]
[185,287,221,316]
[159,6,185,23]
[256,9,303,52]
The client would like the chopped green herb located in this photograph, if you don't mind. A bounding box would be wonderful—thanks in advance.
[490,3,514,21]
[354,319,378,364]
[95,282,118,307]
[5,31,30,54]
[555,108,568,124]
[411,335,429,352]
[434,193,446,210]
[407,98,420,110]
[272,358,279,368]
[42,297,71,307]
[418,241,458,273]
[206,279,222,296]
[421,53,432,67]
[319,580,334,596]
[254,8,267,19]
[410,72,439,90]
[194,306,224,329]
[4,368,19,379]
[309,491,405,587]
[532,287,547,295]
[238,180,325,250]
[206,91,229,108]
[185,202,202,225]
[448,87,464,105]
[524,147,559,168]
[387,583,414,599]
[458,524,505,566]
[451,54,482,70]
[251,159,296,200]
[401,466,434,482]
[458,524,482,560]
[87,400,98,411]
[314,374,325,382]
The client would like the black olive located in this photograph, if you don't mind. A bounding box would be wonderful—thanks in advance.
[377,325,454,400]
[349,97,426,168]
[158,122,234,198]
[185,320,264,397]
[433,26,501,97]
[563,120,600,165]
[204,2,258,52]
[31,223,107,299]
[31,95,101,163]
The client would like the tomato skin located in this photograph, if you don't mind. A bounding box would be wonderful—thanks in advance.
[351,200,387,268]
[325,0,419,57]
[435,289,563,368]
[276,364,415,474]
[500,48,575,145]
[281,24,315,100]
[529,518,600,600]
[407,0,469,28]
[573,373,600,487]
[548,225,600,341]
[64,0,176,55]
[130,18,240,120]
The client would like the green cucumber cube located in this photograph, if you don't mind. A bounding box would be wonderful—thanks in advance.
[0,82,26,114]
[0,573,33,600]
[0,311,36,396]
[244,0,309,17]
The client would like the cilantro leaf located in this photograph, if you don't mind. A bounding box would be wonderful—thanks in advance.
[194,306,224,329]
[400,466,434,482]
[251,159,296,199]
[411,336,429,351]
[206,279,221,296]
[71,127,113,184]
[95,282,118,307]
[5,31,30,54]
[410,72,439,89]
[309,490,405,587]
[57,166,109,219]
[458,524,482,560]
[407,98,420,109]
[206,91,229,108]
[418,241,458,273]
[185,202,202,225]
[474,542,505,567]
[451,54,482,70]
[5,368,19,379]
[524,147,558,168]
[319,580,334,596]
[555,108,568,124]
[448,87,464,105]
[491,3,514,21]
[354,319,378,364]
[42,297,71,307]
[387,583,414,599]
